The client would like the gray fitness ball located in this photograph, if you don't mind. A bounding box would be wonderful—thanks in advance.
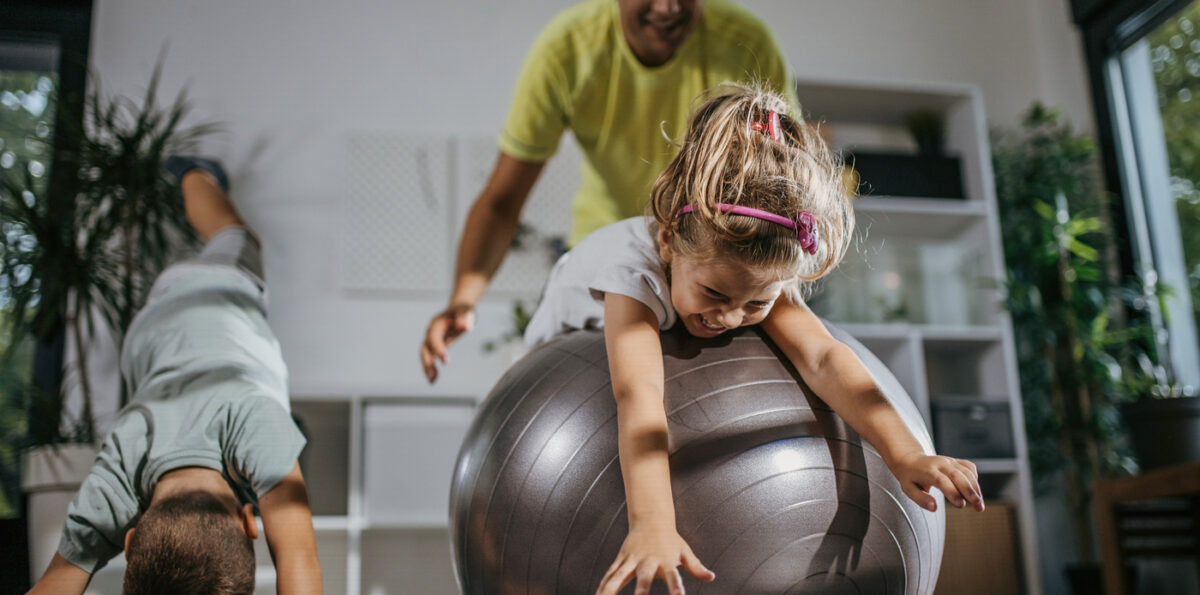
[450,322,945,594]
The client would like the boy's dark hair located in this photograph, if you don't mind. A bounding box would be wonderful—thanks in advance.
[123,491,256,595]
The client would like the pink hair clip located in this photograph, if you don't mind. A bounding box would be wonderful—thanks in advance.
[677,204,819,255]
[749,110,782,141]
[796,211,818,255]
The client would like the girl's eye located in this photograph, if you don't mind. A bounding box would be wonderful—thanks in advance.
[748,301,771,310]
[703,288,727,301]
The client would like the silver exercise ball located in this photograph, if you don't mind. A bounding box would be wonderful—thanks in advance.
[450,322,945,594]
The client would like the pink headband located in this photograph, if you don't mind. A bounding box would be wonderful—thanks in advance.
[676,204,819,255]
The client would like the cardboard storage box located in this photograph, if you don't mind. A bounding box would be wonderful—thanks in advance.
[935,502,1024,594]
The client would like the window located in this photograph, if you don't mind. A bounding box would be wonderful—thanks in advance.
[1076,0,1200,388]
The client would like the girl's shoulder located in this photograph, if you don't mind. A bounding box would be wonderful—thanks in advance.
[575,216,654,247]
[557,217,659,276]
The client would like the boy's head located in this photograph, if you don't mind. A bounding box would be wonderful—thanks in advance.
[123,491,256,595]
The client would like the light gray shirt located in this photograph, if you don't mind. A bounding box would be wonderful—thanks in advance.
[524,217,676,347]
[58,264,305,573]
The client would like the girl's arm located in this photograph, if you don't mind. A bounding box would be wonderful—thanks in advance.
[762,298,985,513]
[596,293,715,595]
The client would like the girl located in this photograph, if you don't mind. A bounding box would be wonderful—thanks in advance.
[520,84,985,595]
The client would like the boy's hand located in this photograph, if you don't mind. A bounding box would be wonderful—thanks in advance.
[596,525,715,595]
[420,303,475,383]
[889,451,985,512]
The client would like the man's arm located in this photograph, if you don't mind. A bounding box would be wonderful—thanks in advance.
[259,462,322,595]
[27,553,90,595]
[421,153,545,382]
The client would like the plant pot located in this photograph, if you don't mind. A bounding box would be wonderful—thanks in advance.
[20,443,98,583]
[1121,396,1200,471]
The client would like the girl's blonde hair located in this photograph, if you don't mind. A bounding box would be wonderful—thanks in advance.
[648,83,853,300]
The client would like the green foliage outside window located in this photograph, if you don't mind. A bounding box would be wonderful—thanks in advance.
[0,69,58,519]
[1148,2,1200,345]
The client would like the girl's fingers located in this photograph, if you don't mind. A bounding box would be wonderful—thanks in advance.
[903,482,937,512]
[663,565,686,595]
[597,560,635,595]
[929,472,965,508]
[681,547,715,582]
[950,460,986,510]
[634,566,656,595]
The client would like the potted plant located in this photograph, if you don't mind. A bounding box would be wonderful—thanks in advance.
[1116,280,1200,471]
[992,103,1139,594]
[1,61,213,580]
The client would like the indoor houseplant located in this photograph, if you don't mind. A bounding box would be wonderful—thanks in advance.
[992,103,1139,593]
[1,60,213,580]
[1116,281,1200,471]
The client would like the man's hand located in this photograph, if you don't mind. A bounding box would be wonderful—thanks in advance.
[420,303,476,383]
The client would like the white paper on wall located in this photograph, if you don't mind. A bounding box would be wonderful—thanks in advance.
[342,134,453,294]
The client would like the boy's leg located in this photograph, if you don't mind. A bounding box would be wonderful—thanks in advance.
[166,157,265,286]
[181,170,244,242]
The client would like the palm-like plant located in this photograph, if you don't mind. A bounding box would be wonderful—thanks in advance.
[0,59,214,445]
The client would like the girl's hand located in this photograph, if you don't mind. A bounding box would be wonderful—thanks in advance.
[596,526,715,595]
[889,452,985,513]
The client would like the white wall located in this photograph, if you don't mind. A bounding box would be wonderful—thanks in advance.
[87,0,1094,401]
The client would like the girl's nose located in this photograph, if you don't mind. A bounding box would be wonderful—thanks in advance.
[716,309,743,328]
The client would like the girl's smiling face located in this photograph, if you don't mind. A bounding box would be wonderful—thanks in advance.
[658,230,788,338]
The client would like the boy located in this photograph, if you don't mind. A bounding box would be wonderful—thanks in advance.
[29,159,321,595]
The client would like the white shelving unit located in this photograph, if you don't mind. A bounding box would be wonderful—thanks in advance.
[285,394,475,595]
[799,77,1041,593]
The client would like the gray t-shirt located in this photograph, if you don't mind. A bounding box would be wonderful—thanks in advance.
[524,217,675,347]
[58,264,305,573]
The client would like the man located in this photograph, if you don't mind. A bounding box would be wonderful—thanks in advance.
[421,0,798,382]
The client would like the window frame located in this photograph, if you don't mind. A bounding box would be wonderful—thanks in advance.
[0,0,92,589]
[1074,0,1200,386]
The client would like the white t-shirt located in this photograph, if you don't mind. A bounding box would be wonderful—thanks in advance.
[524,217,676,347]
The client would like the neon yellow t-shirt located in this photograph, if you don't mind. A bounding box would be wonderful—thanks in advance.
[499,0,800,245]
